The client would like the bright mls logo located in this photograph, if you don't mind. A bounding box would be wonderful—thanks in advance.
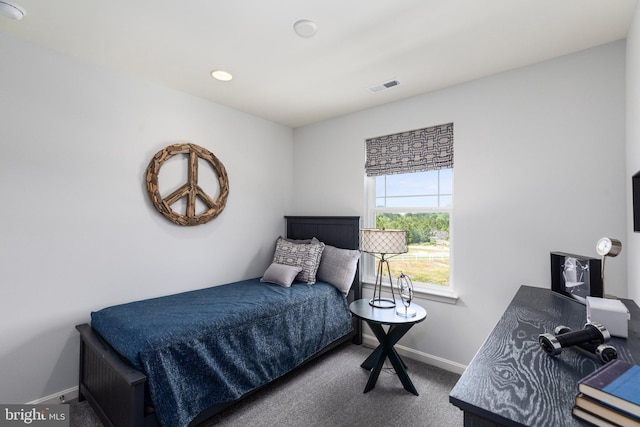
[0,405,68,427]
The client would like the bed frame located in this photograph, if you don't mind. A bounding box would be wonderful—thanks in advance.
[76,216,362,427]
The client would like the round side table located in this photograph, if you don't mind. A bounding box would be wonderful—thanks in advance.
[349,299,427,395]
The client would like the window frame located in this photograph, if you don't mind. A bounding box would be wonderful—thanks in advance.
[364,170,458,304]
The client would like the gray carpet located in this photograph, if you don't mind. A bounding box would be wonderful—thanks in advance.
[70,343,463,427]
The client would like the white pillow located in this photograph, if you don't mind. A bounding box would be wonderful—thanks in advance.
[317,245,360,296]
[260,263,303,288]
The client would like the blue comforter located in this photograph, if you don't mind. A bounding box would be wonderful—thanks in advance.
[90,278,353,427]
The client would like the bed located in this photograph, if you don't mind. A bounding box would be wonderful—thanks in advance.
[75,216,362,427]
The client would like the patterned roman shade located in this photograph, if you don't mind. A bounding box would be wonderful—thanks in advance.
[365,122,454,177]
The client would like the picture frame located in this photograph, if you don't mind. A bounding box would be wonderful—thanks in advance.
[550,252,602,303]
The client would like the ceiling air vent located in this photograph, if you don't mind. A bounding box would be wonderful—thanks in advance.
[368,79,400,94]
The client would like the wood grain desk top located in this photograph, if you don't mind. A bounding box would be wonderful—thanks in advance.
[449,285,640,427]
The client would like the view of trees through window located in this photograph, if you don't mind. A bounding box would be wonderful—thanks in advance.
[376,212,450,286]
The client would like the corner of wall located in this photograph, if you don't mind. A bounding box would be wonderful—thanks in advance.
[627,3,640,303]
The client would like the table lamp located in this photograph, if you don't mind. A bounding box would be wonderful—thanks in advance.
[360,228,407,308]
[596,237,622,297]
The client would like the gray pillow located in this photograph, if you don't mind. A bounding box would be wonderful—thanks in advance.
[261,263,303,288]
[317,245,360,296]
[272,237,325,284]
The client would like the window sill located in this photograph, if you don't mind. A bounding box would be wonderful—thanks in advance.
[361,281,459,305]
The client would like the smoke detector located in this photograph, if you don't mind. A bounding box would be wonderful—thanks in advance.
[0,1,26,20]
[368,79,400,94]
[294,20,317,38]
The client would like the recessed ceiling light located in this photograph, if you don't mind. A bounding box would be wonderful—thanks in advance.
[294,20,317,38]
[211,70,233,82]
[0,0,26,20]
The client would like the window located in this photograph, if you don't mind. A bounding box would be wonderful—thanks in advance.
[364,123,454,293]
[375,169,452,208]
[368,170,452,287]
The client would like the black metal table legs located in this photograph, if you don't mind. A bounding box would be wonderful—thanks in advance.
[360,321,418,396]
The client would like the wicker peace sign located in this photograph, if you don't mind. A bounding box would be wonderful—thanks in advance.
[145,143,229,226]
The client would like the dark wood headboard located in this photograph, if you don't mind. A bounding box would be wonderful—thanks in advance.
[285,216,359,249]
[285,216,362,344]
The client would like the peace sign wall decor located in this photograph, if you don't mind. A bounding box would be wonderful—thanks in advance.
[145,143,229,226]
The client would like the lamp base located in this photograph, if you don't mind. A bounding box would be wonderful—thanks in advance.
[370,298,396,309]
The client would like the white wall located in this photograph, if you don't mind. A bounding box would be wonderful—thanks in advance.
[293,41,627,368]
[0,24,631,403]
[628,4,640,303]
[0,33,293,403]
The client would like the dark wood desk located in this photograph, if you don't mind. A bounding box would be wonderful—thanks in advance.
[449,285,640,426]
[349,299,427,395]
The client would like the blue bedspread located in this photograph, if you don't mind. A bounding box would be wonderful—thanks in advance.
[90,278,353,427]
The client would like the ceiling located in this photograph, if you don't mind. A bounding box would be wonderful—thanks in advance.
[0,0,637,128]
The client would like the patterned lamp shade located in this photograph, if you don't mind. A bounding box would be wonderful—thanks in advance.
[360,229,407,255]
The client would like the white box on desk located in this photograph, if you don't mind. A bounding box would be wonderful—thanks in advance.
[586,296,630,338]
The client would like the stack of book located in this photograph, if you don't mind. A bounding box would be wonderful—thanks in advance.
[572,359,640,427]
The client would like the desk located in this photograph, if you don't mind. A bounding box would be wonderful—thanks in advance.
[449,285,640,426]
[349,299,427,395]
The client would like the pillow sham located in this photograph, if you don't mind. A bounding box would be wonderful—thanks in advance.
[272,236,324,284]
[317,245,360,296]
[260,263,303,288]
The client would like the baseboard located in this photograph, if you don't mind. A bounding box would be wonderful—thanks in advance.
[362,333,467,375]
[27,386,79,405]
